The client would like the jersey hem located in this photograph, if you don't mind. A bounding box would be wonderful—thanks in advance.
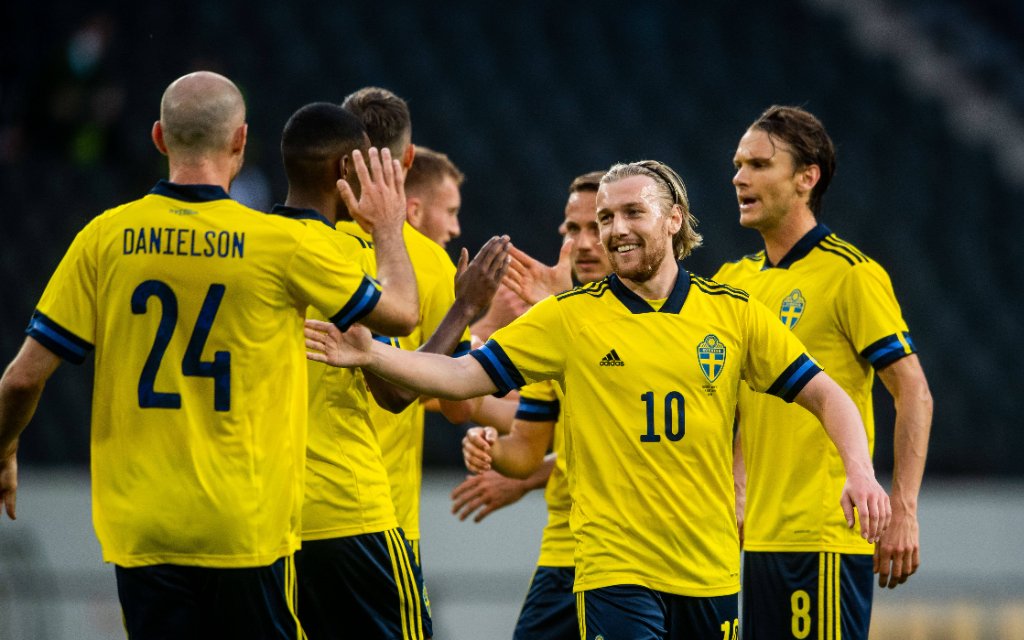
[743,542,874,554]
[573,575,740,597]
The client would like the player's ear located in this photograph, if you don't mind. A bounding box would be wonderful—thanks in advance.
[402,143,415,171]
[796,163,820,197]
[406,196,422,225]
[151,121,169,156]
[230,123,247,155]
[337,154,349,182]
[667,203,684,234]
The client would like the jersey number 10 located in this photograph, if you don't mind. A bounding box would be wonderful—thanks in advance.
[640,391,686,442]
[131,280,231,412]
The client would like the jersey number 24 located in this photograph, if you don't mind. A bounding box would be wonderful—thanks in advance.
[132,280,231,412]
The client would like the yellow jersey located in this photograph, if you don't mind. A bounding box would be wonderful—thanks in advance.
[469,264,820,597]
[516,380,573,568]
[28,182,381,568]
[270,205,398,540]
[335,220,469,543]
[713,224,916,554]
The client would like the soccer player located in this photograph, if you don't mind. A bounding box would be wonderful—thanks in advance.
[305,160,892,639]
[270,101,431,640]
[714,105,933,640]
[341,86,475,575]
[449,170,612,640]
[0,71,411,639]
[404,146,463,248]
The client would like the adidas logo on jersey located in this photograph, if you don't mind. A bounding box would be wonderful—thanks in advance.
[599,349,625,366]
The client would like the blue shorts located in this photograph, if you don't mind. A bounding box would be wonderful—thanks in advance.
[513,566,576,640]
[115,556,302,640]
[294,529,431,639]
[578,584,739,640]
[742,551,873,640]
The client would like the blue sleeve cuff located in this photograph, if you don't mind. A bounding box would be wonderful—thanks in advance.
[467,340,526,397]
[329,275,382,331]
[765,353,822,403]
[861,332,916,370]
[25,310,93,364]
[515,396,560,422]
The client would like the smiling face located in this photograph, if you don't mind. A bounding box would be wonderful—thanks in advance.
[595,175,681,284]
[560,189,611,284]
[732,127,818,232]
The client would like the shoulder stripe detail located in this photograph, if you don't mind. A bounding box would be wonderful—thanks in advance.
[342,232,372,249]
[26,311,93,364]
[765,353,822,402]
[468,340,526,397]
[819,236,866,264]
[860,331,916,369]
[690,276,749,301]
[556,279,611,301]
[515,397,560,422]
[825,235,870,262]
[329,275,382,330]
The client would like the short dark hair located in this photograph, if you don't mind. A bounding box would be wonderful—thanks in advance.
[404,146,464,197]
[749,105,836,216]
[281,102,367,193]
[601,160,703,260]
[341,87,411,157]
[569,170,606,194]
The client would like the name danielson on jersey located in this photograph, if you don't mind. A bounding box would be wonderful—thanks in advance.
[122,227,245,259]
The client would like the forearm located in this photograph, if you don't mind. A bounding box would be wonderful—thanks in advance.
[890,381,932,511]
[364,340,497,400]
[0,380,44,457]
[370,299,480,413]
[491,434,547,480]
[521,454,556,491]
[370,226,418,335]
[796,374,874,479]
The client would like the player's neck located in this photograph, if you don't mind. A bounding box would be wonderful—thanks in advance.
[284,192,337,224]
[619,256,679,300]
[167,158,235,193]
[760,210,817,266]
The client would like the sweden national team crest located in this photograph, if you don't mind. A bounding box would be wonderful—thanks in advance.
[780,289,806,329]
[697,334,726,384]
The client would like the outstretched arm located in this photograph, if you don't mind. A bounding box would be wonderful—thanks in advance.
[338,148,419,336]
[874,354,932,588]
[0,338,63,520]
[306,320,498,400]
[366,236,510,412]
[793,372,891,543]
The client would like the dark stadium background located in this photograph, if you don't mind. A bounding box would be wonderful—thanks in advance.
[3,2,1024,639]
[2,1,1020,475]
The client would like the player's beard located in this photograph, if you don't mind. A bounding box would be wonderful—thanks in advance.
[609,237,668,284]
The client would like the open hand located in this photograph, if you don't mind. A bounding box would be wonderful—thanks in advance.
[450,470,528,523]
[305,319,374,368]
[455,236,512,321]
[503,241,574,305]
[337,148,406,234]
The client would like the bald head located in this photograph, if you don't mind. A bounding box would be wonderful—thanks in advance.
[159,71,246,157]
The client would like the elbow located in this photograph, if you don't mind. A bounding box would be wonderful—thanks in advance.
[439,399,472,425]
[1,369,46,401]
